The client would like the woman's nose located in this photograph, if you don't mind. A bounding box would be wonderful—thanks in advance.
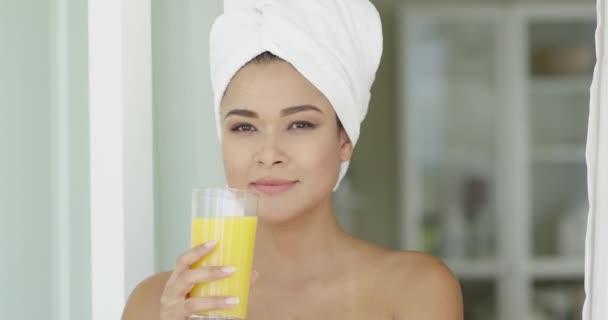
[253,134,287,167]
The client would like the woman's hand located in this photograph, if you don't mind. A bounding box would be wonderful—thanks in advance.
[159,240,249,320]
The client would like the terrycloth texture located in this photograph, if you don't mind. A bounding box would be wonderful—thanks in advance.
[209,0,383,189]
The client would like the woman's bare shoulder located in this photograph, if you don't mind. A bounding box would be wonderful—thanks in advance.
[380,250,454,280]
[122,271,172,320]
[382,250,463,320]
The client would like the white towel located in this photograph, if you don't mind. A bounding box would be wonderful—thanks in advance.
[209,0,383,189]
[583,1,608,318]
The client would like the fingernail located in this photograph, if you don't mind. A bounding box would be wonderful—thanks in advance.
[203,240,217,248]
[225,297,240,305]
[222,266,237,274]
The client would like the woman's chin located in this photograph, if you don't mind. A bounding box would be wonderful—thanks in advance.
[258,212,293,224]
[257,207,300,225]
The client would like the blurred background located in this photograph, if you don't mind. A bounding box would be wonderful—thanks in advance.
[0,0,594,319]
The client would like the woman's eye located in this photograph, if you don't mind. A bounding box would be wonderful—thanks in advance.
[230,123,256,132]
[289,121,315,130]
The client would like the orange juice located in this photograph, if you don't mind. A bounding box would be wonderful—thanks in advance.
[190,216,258,319]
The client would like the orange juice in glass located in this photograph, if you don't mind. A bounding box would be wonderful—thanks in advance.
[189,188,258,320]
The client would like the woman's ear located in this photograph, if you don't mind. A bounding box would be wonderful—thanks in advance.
[339,128,353,162]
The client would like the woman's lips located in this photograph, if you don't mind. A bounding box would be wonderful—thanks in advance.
[251,180,297,194]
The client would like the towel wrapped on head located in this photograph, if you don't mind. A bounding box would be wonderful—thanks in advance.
[209,0,383,189]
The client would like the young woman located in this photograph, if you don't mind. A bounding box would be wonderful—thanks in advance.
[123,1,463,319]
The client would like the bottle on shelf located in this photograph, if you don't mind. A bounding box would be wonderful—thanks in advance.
[463,176,495,258]
[440,199,467,258]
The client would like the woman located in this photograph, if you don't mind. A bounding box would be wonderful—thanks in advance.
[123,1,463,319]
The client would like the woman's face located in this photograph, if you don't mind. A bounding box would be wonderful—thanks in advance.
[220,61,352,223]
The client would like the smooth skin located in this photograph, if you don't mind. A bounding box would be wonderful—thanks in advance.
[122,60,463,320]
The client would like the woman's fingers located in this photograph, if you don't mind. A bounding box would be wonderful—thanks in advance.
[161,296,239,320]
[182,296,240,316]
[171,266,237,297]
[172,241,217,276]
[159,241,253,320]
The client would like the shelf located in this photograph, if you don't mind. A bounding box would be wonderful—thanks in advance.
[530,75,593,95]
[532,145,586,164]
[444,258,500,280]
[531,257,584,279]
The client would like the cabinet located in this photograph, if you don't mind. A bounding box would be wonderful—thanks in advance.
[398,4,594,320]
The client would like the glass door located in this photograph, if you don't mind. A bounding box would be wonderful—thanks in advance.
[403,10,504,320]
[526,14,594,320]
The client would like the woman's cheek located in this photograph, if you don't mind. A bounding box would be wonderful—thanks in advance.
[297,139,338,173]
[222,141,250,187]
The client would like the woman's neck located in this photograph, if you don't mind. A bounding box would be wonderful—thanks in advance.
[252,199,352,287]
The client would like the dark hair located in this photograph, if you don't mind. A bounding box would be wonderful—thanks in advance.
[249,51,283,64]
[247,51,344,130]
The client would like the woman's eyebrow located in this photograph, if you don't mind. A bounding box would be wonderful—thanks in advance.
[280,104,323,116]
[224,105,323,119]
[224,109,258,119]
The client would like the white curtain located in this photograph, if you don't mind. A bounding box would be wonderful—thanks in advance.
[584,0,608,319]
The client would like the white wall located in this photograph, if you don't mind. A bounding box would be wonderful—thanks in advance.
[0,2,53,317]
[152,0,225,272]
[0,0,90,319]
[52,0,91,318]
